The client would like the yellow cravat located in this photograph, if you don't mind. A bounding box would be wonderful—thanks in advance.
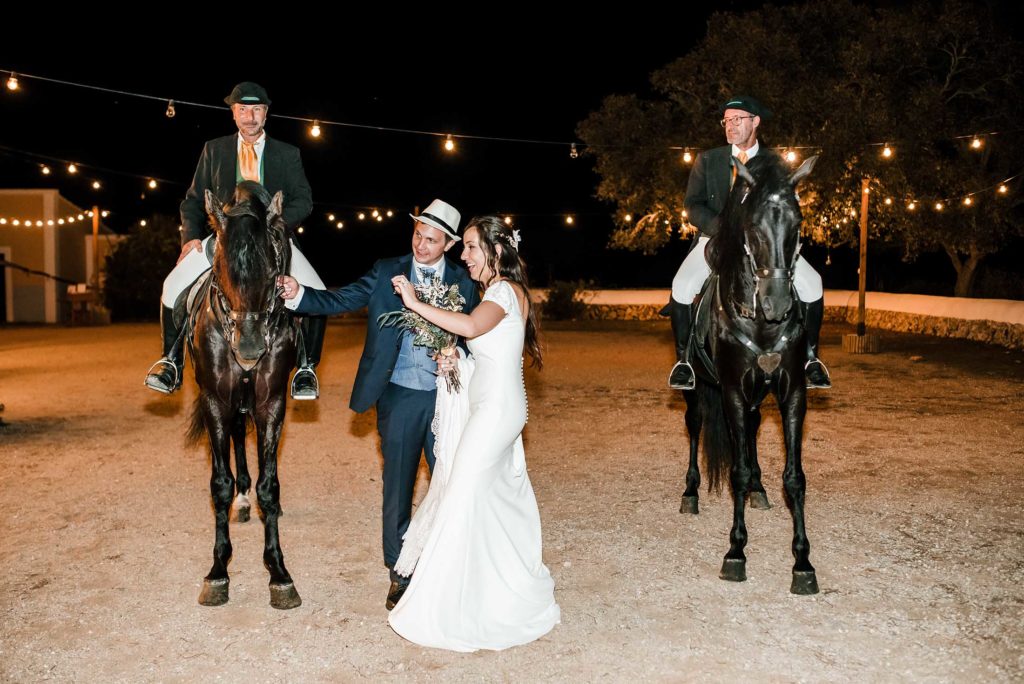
[239,142,259,182]
[731,150,749,188]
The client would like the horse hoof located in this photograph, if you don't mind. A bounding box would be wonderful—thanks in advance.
[232,505,251,523]
[680,496,699,515]
[791,571,819,595]
[198,578,229,606]
[719,558,747,582]
[748,491,772,510]
[269,582,301,610]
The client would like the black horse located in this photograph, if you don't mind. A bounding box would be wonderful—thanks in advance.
[678,153,820,595]
[186,181,301,609]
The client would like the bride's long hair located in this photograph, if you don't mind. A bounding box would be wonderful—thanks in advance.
[466,215,543,369]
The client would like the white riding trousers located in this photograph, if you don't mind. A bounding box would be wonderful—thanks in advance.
[161,236,325,307]
[671,236,823,304]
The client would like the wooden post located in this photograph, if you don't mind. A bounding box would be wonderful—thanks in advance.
[842,178,880,353]
[92,205,100,290]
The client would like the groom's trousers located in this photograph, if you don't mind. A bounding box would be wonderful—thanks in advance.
[376,382,437,580]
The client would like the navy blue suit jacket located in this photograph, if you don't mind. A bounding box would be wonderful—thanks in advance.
[293,254,480,413]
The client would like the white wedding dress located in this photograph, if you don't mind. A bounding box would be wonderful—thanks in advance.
[388,280,560,652]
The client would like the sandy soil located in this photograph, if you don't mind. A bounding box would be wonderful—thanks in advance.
[1,319,1022,682]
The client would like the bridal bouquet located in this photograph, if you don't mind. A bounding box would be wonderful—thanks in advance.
[378,274,466,392]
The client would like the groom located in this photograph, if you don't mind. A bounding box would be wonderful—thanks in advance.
[279,199,480,609]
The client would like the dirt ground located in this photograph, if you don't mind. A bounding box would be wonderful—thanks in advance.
[1,318,1022,682]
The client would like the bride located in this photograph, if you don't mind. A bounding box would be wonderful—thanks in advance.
[386,215,559,652]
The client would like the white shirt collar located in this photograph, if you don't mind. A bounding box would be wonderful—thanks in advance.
[413,255,446,282]
[237,132,266,152]
[732,140,759,160]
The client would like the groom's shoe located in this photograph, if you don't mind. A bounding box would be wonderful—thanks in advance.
[386,578,409,611]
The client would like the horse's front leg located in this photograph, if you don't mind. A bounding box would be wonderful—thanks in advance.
[680,388,702,514]
[198,397,235,606]
[780,386,818,594]
[255,397,301,609]
[746,405,771,510]
[720,388,752,582]
[231,411,252,523]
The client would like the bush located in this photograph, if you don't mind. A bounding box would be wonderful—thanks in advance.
[103,214,181,320]
[541,280,592,320]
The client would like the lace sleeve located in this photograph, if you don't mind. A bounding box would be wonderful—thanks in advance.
[482,280,516,316]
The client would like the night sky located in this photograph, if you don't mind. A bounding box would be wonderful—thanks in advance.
[2,7,1020,293]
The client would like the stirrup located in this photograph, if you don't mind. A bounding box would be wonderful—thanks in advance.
[144,357,181,394]
[290,366,319,400]
[668,360,696,390]
[805,358,832,389]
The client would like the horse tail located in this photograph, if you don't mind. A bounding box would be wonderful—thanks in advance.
[698,382,732,493]
[186,397,206,445]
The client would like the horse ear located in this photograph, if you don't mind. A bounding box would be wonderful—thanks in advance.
[789,155,818,186]
[735,158,756,186]
[205,189,226,232]
[267,191,285,228]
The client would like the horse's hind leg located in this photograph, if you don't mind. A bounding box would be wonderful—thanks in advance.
[255,402,301,609]
[781,388,817,594]
[680,388,702,514]
[198,398,234,606]
[231,412,252,523]
[746,407,771,510]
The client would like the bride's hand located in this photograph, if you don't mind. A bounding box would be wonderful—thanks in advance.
[391,275,418,308]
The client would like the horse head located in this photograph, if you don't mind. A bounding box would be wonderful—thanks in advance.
[205,182,290,370]
[729,154,817,323]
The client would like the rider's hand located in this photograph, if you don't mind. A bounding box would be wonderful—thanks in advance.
[177,239,202,264]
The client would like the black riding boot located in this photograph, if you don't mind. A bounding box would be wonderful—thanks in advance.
[668,299,696,390]
[291,315,325,400]
[803,297,832,389]
[144,305,184,394]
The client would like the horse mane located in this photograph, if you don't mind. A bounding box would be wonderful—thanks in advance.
[708,153,791,284]
[219,181,278,296]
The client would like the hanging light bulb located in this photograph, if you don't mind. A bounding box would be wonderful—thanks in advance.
[41,165,51,175]
[68,164,78,174]
[6,73,18,91]
[882,144,893,158]
[148,179,158,190]
[386,210,394,217]
[444,134,455,152]
[565,215,575,226]
[35,220,43,227]
[970,137,982,150]
[570,143,579,159]
[504,216,513,225]
[101,210,109,217]
[140,219,147,227]
[0,219,6,225]
[682,210,689,218]
[57,219,65,225]
[998,184,1008,194]
[376,215,383,222]
[87,211,94,217]
[785,150,797,163]
[12,219,20,226]
[963,196,973,206]
[358,212,366,220]
[310,120,321,138]
[327,213,335,222]
[683,150,693,164]
[165,100,176,118]
[92,181,101,190]
[371,209,380,218]
[934,202,944,211]
[624,214,632,223]
[297,226,304,234]
[336,221,344,229]
[908,201,917,210]
[826,253,831,266]
[884,197,893,206]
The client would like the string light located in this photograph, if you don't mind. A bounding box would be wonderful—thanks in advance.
[908,201,917,210]
[504,216,513,225]
[297,226,304,234]
[41,165,51,175]
[963,197,973,206]
[565,215,574,226]
[327,213,335,222]
[882,144,893,158]
[376,215,383,222]
[165,100,176,118]
[67,164,78,174]
[570,143,579,159]
[92,181,101,190]
[971,137,982,150]
[386,210,394,217]
[785,150,798,163]
[310,120,321,138]
[624,214,632,223]
[335,221,344,229]
[358,212,365,220]
[998,184,1008,194]
[371,209,379,218]
[934,202,944,211]
[101,210,109,217]
[683,150,693,164]
[139,219,147,227]
[6,73,18,91]
[148,179,158,190]
[444,134,455,152]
